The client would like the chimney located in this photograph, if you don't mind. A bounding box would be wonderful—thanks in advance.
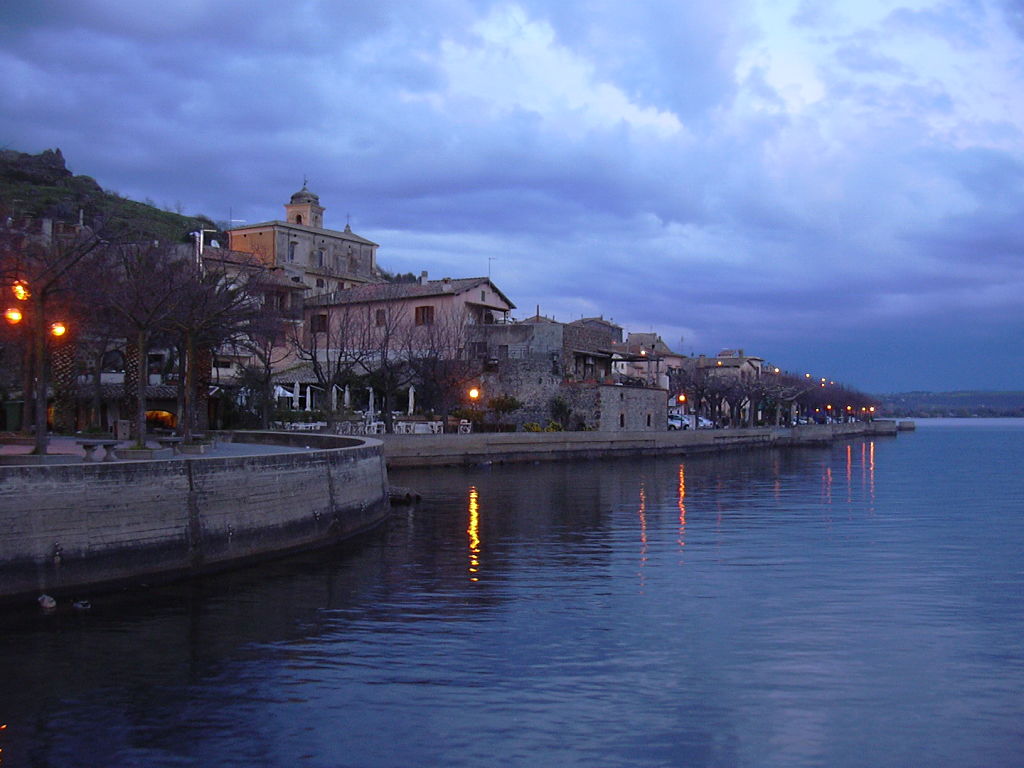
[419,270,428,285]
[442,277,452,292]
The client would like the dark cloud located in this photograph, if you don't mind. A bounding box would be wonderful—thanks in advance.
[2,0,1023,390]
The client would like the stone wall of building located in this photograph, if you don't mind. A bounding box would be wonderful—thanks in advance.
[597,385,668,431]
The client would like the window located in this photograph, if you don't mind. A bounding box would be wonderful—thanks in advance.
[481,290,486,301]
[295,214,303,224]
[415,305,435,326]
[316,278,325,288]
[287,241,297,262]
[316,249,325,268]
[375,309,386,327]
[311,313,328,334]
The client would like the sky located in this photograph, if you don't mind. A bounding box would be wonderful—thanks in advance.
[2,0,1023,393]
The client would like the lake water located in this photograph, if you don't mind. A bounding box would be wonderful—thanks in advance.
[3,419,1023,767]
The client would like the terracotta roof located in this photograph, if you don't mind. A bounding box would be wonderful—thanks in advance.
[227,219,378,246]
[307,277,515,310]
[272,364,325,385]
[570,316,622,330]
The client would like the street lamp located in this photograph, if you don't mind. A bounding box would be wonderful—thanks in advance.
[4,279,71,452]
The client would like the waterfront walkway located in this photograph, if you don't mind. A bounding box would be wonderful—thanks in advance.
[0,435,305,463]
[380,421,903,468]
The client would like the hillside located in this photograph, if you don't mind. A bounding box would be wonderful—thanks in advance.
[0,148,221,243]
[880,391,1024,418]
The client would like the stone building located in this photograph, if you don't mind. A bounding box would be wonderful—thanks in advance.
[471,314,667,432]
[227,186,381,296]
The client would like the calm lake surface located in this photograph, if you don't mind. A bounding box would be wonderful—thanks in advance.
[3,419,1023,767]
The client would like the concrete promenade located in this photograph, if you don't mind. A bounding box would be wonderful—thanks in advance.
[381,421,902,468]
[0,435,306,463]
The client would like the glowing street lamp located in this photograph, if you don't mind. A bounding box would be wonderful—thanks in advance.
[468,387,480,402]
[11,281,30,301]
[4,278,72,452]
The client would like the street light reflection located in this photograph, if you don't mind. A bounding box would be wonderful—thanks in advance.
[677,464,687,551]
[467,486,480,582]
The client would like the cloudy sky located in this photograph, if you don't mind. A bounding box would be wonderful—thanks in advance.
[2,0,1023,392]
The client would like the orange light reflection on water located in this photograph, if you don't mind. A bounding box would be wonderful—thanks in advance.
[677,464,687,551]
[467,486,480,582]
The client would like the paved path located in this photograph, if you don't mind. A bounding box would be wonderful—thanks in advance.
[0,435,306,460]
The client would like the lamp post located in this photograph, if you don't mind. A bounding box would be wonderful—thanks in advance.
[5,279,70,454]
[466,386,481,433]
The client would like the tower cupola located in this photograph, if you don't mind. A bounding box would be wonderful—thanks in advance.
[284,183,324,228]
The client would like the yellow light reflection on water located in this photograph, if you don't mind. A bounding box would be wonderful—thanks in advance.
[638,483,648,574]
[677,464,687,550]
[467,486,481,582]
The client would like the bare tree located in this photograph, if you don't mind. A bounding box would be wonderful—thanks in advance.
[407,305,482,429]
[363,293,412,433]
[289,300,372,424]
[234,309,292,429]
[0,216,106,453]
[168,260,266,441]
[101,243,188,447]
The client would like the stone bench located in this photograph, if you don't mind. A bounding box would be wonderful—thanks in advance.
[155,436,184,455]
[76,438,120,462]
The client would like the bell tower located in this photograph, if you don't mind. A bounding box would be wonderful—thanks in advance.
[284,182,324,228]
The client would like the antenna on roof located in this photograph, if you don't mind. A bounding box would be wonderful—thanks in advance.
[488,256,495,279]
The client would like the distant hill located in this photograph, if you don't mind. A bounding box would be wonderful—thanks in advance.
[0,148,221,243]
[880,391,1024,418]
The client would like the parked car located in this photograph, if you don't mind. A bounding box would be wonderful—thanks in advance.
[668,414,688,430]
[668,415,715,430]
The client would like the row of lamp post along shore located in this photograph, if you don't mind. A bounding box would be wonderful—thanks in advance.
[670,368,876,423]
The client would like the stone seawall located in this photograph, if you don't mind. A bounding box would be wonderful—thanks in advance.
[0,434,389,604]
[382,421,901,468]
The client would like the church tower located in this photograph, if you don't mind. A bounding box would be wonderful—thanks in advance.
[284,184,324,229]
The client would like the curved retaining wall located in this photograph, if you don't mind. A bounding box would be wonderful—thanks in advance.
[0,433,389,604]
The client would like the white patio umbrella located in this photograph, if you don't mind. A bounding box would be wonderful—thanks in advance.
[292,380,300,410]
[367,388,375,420]
[343,385,351,408]
[407,386,415,415]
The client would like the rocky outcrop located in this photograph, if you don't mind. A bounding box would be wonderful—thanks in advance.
[0,148,76,186]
